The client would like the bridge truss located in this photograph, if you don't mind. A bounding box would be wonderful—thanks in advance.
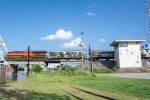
[0,35,8,65]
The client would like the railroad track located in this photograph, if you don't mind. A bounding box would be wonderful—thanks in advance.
[66,91,84,100]
[66,87,117,100]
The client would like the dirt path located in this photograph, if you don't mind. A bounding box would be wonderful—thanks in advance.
[97,73,150,79]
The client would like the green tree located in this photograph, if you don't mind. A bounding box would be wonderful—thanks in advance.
[32,64,42,73]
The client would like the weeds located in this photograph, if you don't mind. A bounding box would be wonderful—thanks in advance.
[50,66,91,77]
[93,67,112,74]
[92,66,119,74]
[28,66,96,83]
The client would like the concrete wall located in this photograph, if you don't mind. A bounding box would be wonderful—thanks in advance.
[115,43,142,68]
[83,60,115,69]
[82,59,150,69]
[0,65,13,81]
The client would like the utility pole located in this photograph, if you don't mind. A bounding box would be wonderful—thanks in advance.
[81,32,84,71]
[89,44,92,73]
[145,0,150,49]
[27,46,30,76]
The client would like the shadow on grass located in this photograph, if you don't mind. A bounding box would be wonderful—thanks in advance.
[0,88,72,100]
[0,81,9,87]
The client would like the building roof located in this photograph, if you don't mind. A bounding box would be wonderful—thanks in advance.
[110,40,145,46]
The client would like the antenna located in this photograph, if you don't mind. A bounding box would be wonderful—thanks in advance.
[145,0,150,49]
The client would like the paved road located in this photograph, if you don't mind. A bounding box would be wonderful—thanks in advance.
[99,73,150,79]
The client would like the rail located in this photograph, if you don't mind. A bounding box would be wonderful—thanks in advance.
[66,87,116,100]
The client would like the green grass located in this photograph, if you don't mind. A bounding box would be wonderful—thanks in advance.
[0,68,150,100]
[0,81,74,100]
[92,67,113,74]
[77,76,150,99]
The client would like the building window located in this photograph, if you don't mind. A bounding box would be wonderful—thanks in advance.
[119,43,128,47]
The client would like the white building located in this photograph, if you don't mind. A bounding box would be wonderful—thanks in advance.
[110,40,145,68]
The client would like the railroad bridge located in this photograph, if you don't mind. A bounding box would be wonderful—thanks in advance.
[7,60,82,65]
[7,61,45,65]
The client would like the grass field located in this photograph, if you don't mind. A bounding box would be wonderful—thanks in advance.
[0,70,150,100]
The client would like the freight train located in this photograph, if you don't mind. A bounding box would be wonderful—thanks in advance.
[4,50,114,61]
[4,50,48,61]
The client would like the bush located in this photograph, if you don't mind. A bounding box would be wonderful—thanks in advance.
[32,64,42,73]
[111,66,119,71]
[50,66,91,77]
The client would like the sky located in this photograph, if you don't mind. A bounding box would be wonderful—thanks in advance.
[0,0,148,51]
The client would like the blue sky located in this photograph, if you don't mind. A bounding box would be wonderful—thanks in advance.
[0,0,148,51]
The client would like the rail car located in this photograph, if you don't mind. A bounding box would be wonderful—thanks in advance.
[91,50,114,60]
[49,50,114,60]
[141,49,150,58]
[49,51,86,60]
[4,50,48,61]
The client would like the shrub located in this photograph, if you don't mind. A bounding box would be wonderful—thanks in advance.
[50,66,91,77]
[32,64,42,73]
[111,66,119,71]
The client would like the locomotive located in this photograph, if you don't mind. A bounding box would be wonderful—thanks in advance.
[4,50,48,61]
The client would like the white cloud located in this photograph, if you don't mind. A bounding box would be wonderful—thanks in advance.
[86,12,96,16]
[40,29,73,40]
[62,37,81,48]
[98,39,106,42]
